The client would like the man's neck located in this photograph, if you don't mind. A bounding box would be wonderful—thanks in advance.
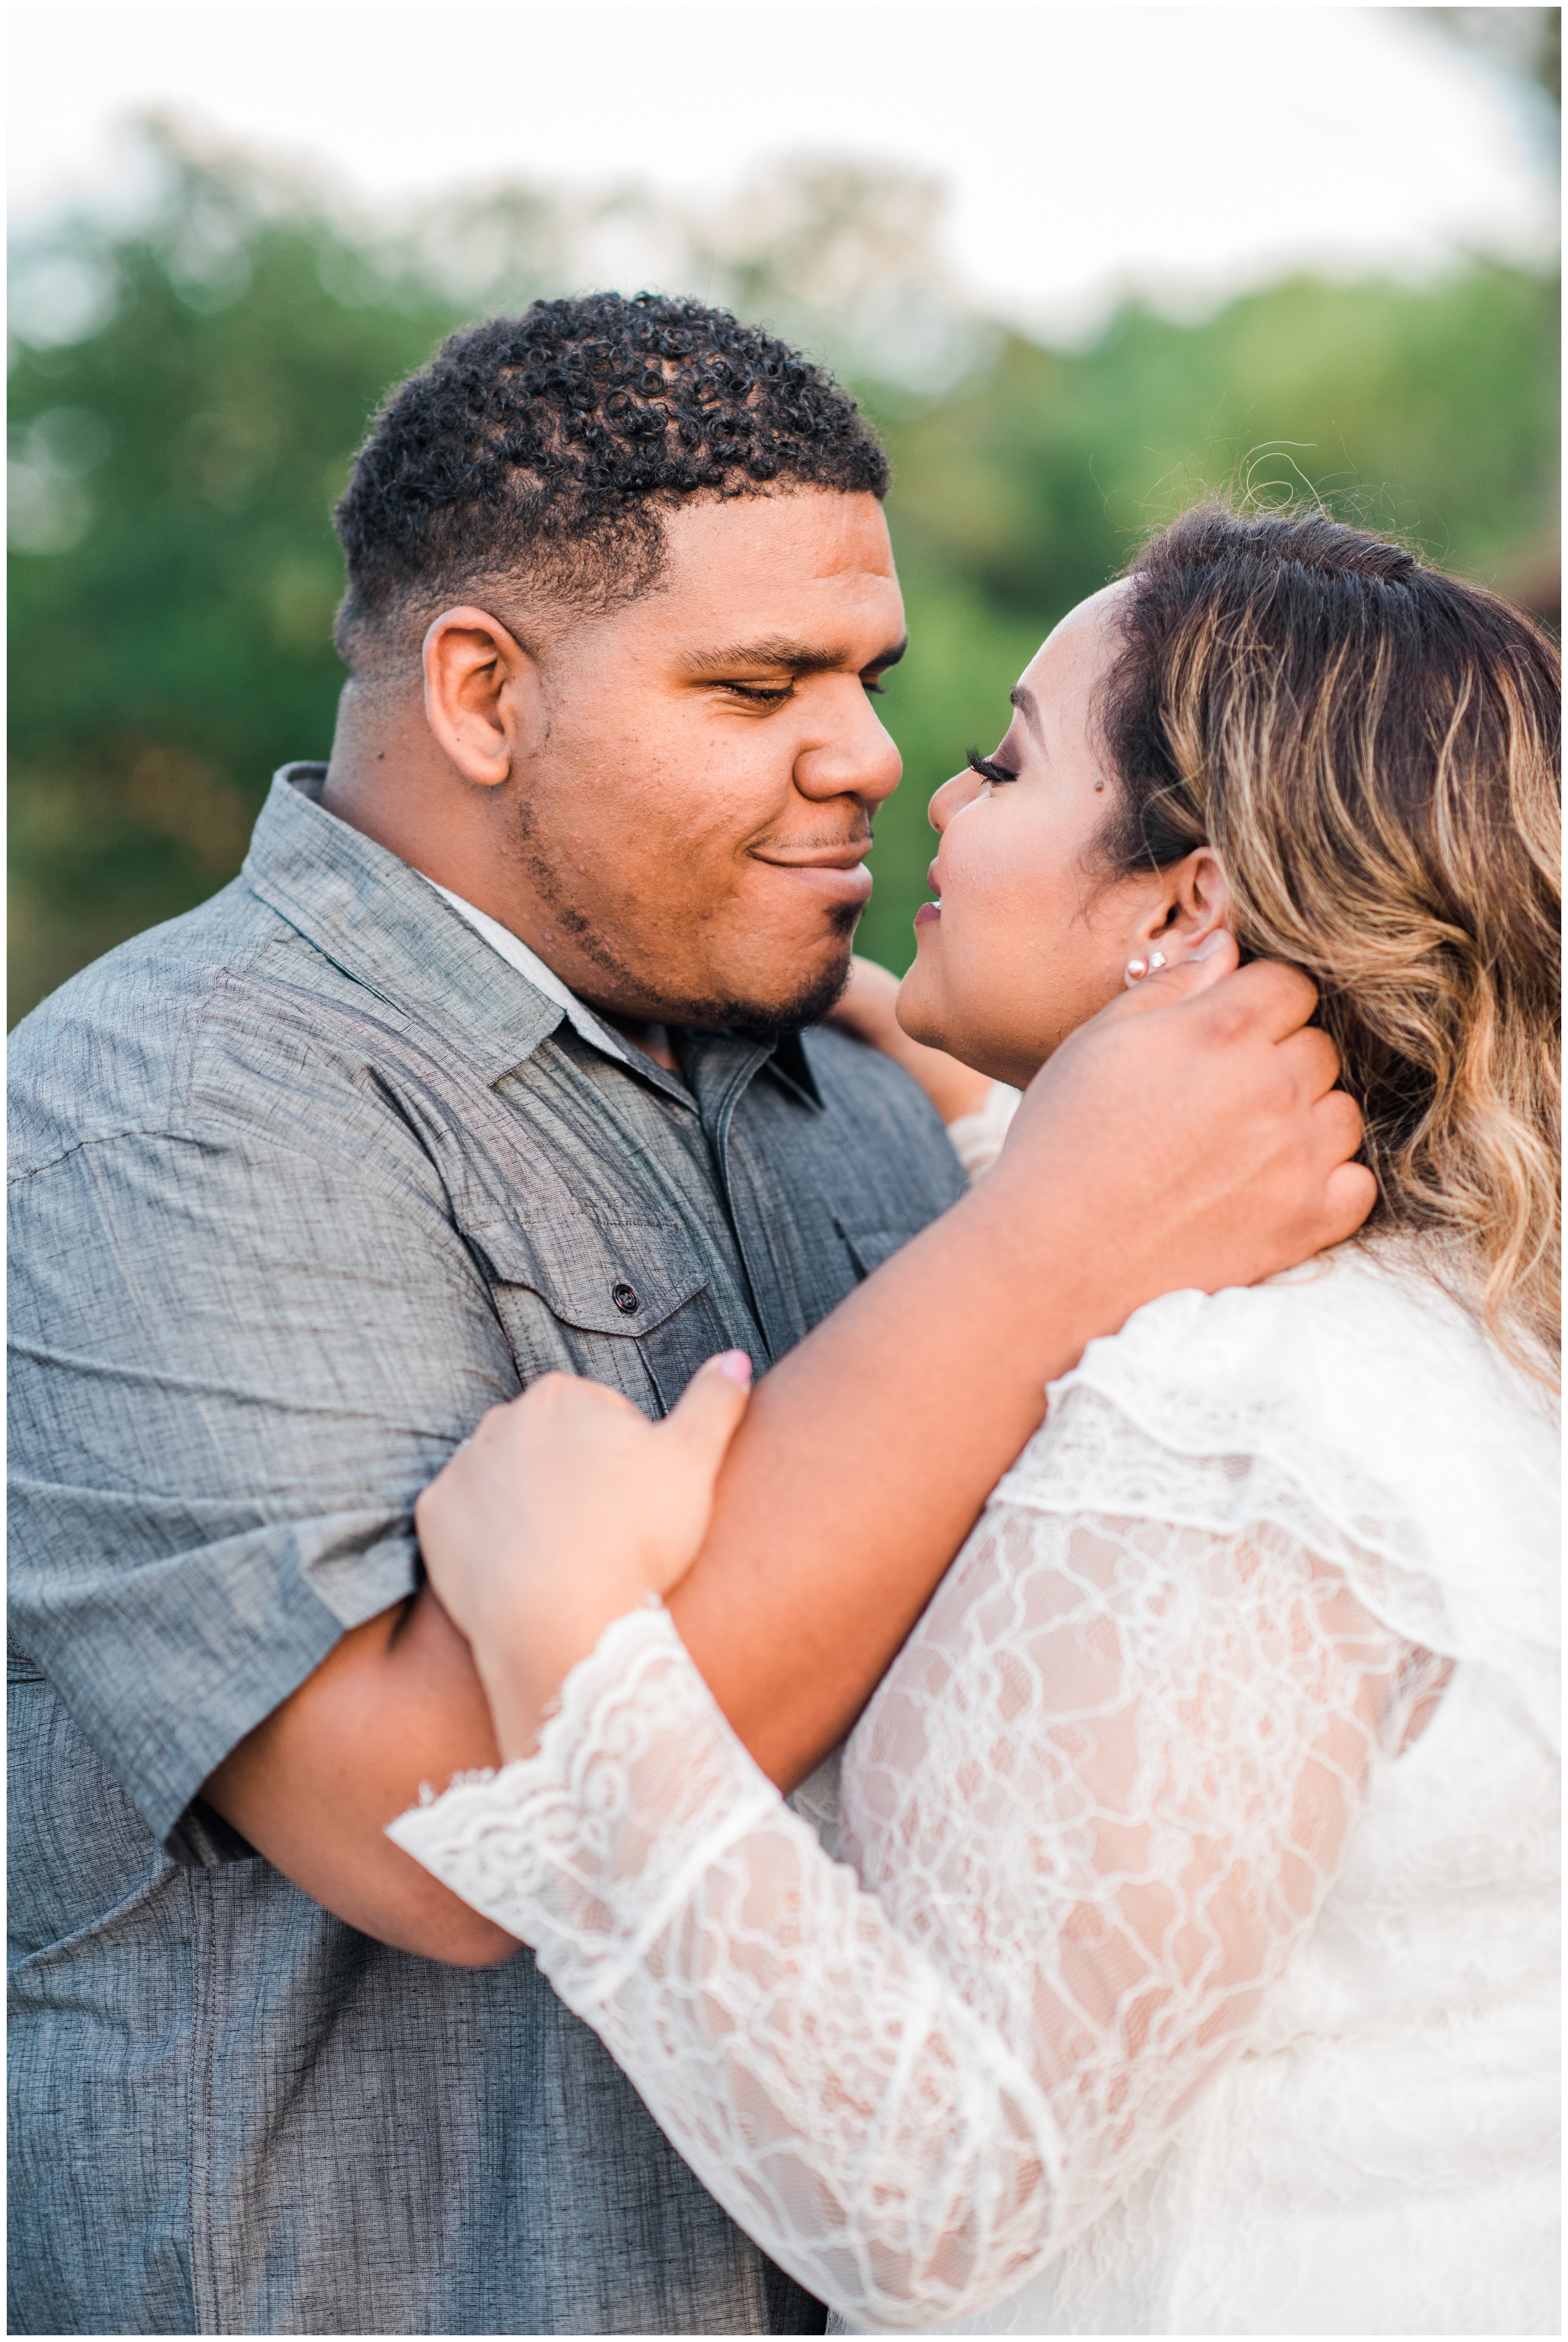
[603,1017,680,1073]
[325,692,684,1074]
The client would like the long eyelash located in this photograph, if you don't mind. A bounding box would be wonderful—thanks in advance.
[967,747,1018,785]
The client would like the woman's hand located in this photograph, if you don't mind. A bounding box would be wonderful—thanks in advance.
[415,1352,754,1761]
[827,956,995,1125]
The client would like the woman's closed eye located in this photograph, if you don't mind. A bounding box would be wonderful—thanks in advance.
[967,747,1019,787]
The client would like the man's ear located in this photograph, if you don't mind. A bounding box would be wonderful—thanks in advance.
[422,607,543,789]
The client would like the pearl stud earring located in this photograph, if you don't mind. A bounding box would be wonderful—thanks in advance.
[1124,957,1149,985]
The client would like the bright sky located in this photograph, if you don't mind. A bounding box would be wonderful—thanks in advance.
[8,2,1558,334]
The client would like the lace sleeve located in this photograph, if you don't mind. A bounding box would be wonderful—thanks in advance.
[390,1476,1426,2330]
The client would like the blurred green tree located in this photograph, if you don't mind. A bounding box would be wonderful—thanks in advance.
[9,126,1559,1015]
[9,131,463,1012]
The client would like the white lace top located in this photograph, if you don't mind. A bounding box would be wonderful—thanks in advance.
[391,1245,1560,2335]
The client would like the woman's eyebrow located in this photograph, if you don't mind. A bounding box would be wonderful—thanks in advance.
[684,635,909,678]
[1009,683,1045,738]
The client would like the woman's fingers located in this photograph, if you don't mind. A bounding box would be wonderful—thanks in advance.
[1323,1158,1380,1244]
[660,1352,754,1490]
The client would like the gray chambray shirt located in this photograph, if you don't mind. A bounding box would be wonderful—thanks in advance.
[8,764,965,2338]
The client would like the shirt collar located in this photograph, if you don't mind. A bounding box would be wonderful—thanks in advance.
[244,763,821,1108]
[245,766,586,1085]
[423,881,630,1065]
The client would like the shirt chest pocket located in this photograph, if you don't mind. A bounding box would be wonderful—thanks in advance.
[466,1216,732,1417]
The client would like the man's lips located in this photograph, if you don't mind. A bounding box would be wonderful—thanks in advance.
[752,850,873,905]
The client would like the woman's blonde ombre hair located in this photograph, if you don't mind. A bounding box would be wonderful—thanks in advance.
[1100,503,1560,1380]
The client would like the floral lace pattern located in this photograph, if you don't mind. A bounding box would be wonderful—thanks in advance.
[391,1249,1559,2334]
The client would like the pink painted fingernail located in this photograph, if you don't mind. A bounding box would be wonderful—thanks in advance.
[717,1350,753,1387]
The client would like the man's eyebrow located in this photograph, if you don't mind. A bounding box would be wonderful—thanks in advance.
[683,635,908,678]
[1009,683,1044,737]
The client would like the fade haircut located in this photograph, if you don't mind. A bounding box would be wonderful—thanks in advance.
[332,291,891,676]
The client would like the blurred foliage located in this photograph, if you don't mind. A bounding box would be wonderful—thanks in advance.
[9,124,1560,1017]
[857,269,1561,960]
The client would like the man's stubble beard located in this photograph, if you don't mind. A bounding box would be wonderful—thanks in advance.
[698,906,860,1044]
[512,801,860,1043]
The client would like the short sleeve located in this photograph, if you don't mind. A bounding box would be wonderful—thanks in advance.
[8,1120,518,1855]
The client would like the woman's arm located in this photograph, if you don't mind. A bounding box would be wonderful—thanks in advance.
[670,950,1369,1789]
[396,1406,1422,2326]
[207,949,1370,1952]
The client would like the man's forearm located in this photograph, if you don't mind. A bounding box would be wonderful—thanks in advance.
[203,1167,1086,1954]
[678,959,1368,1786]
[205,959,1370,1954]
[203,1583,517,1965]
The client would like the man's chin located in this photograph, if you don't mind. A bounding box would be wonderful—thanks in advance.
[676,946,855,1046]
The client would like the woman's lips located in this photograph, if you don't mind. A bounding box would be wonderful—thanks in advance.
[915,861,942,927]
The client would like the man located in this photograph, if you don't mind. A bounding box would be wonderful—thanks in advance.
[9,294,1368,2335]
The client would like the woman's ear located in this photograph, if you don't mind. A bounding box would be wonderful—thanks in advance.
[1123,848,1233,983]
[1170,848,1232,949]
[422,607,543,789]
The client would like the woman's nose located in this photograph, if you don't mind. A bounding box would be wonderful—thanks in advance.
[928,768,982,834]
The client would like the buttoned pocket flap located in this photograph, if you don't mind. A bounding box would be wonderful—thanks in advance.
[468,1218,710,1336]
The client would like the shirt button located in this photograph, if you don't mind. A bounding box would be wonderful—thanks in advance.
[612,1281,641,1316]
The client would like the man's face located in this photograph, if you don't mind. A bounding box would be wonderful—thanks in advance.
[507,489,906,1033]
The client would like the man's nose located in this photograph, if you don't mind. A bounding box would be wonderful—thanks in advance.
[794,686,903,808]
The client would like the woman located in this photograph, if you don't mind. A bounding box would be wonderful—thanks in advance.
[391,508,1559,2334]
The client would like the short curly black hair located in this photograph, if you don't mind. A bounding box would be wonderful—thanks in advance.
[333,291,890,673]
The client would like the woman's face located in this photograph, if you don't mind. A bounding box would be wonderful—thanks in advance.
[896,585,1226,1087]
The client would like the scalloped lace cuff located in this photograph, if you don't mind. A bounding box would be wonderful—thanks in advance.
[387,1605,780,2007]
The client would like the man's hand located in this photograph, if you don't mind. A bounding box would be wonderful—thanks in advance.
[999,933,1373,1307]
[205,943,1370,1953]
